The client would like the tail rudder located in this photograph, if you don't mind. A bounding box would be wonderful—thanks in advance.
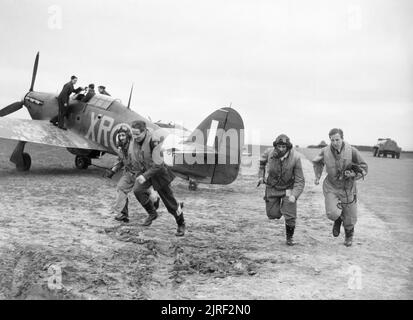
[186,107,244,184]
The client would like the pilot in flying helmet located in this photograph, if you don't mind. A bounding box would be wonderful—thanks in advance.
[273,134,293,158]
[116,125,132,148]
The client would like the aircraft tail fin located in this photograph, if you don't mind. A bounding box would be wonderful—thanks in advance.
[185,107,244,184]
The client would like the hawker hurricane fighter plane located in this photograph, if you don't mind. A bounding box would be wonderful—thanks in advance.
[0,53,244,190]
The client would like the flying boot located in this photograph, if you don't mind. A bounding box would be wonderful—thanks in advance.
[344,228,354,247]
[286,224,295,246]
[332,216,342,237]
[115,212,129,222]
[174,202,185,237]
[140,201,158,226]
[153,197,160,210]
[115,198,129,222]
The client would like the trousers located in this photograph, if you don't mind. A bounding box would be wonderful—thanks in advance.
[50,99,68,128]
[133,179,183,225]
[264,187,297,227]
[112,171,150,215]
[323,179,357,230]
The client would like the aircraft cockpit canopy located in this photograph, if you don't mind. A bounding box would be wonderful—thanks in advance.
[87,95,116,110]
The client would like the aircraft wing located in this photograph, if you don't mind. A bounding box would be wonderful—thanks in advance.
[0,118,109,151]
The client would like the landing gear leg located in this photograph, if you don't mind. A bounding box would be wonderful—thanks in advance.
[188,179,198,191]
[75,155,91,169]
[10,141,32,171]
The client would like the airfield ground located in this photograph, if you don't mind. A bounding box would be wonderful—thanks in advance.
[0,139,412,299]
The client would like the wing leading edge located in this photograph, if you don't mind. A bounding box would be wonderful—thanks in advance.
[0,118,108,151]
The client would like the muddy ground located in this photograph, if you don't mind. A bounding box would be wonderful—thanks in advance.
[0,138,412,299]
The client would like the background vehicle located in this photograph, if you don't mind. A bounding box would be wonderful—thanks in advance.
[373,138,401,159]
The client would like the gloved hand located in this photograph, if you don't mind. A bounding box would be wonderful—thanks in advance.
[257,177,265,187]
[344,170,356,179]
[148,188,159,203]
[104,169,115,179]
[288,195,296,203]
[136,175,146,184]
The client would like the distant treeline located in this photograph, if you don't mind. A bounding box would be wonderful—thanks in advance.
[307,144,326,149]
[352,145,374,152]
[309,144,374,152]
[245,144,412,154]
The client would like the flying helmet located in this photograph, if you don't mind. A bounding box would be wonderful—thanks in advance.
[116,125,132,146]
[273,134,292,150]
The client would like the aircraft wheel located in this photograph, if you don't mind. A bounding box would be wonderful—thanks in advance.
[188,180,198,191]
[16,153,31,171]
[75,155,90,169]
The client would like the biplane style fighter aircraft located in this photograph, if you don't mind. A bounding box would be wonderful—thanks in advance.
[0,53,244,190]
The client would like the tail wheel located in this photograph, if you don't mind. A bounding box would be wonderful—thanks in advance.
[75,155,91,169]
[16,153,31,171]
[188,179,198,191]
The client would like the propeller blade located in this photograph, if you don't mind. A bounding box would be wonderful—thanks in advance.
[0,101,24,117]
[29,52,39,92]
[127,83,134,109]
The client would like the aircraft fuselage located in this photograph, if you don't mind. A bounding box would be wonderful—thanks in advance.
[23,91,167,155]
[20,91,243,186]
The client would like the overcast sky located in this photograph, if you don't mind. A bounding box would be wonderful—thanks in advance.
[0,0,412,149]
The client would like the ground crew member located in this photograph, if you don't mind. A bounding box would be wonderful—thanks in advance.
[105,125,159,222]
[81,83,96,103]
[312,128,368,247]
[50,75,83,130]
[131,120,186,237]
[98,85,111,96]
[258,134,305,245]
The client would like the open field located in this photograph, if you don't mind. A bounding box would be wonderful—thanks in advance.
[0,138,412,299]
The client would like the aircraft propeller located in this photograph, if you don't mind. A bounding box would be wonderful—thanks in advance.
[0,52,39,117]
[29,52,39,92]
[0,101,24,117]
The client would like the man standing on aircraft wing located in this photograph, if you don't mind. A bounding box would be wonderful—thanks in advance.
[258,134,305,246]
[312,128,368,247]
[105,125,159,223]
[131,120,186,237]
[50,75,83,130]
